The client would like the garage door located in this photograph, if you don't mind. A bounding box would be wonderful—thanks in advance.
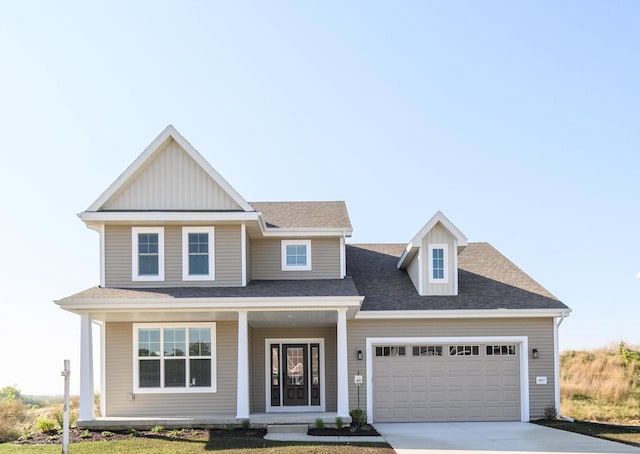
[373,344,521,422]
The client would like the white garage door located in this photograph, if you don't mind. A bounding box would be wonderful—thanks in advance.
[373,344,521,422]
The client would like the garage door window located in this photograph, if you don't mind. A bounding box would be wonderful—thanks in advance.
[375,346,406,357]
[412,345,443,356]
[486,345,517,356]
[449,345,479,356]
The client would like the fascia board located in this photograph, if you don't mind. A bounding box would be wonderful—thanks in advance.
[79,211,261,222]
[355,308,571,319]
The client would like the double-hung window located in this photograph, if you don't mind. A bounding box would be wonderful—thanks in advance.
[428,243,448,283]
[132,227,165,281]
[134,323,216,393]
[182,227,215,281]
[281,240,312,271]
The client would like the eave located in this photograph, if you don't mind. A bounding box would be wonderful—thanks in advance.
[355,308,571,319]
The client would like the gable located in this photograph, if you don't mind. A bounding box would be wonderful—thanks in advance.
[87,125,253,212]
[102,138,242,211]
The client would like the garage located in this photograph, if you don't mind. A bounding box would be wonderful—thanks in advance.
[372,342,521,422]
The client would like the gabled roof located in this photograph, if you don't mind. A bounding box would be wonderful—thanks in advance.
[348,242,569,311]
[397,211,468,269]
[250,201,352,231]
[85,125,254,212]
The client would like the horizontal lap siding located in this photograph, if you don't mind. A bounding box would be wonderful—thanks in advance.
[105,321,237,417]
[251,238,341,279]
[251,327,337,413]
[347,318,555,420]
[105,225,242,287]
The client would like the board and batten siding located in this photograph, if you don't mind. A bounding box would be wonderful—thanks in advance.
[104,322,237,417]
[103,138,242,211]
[422,223,456,296]
[251,238,341,280]
[105,225,242,288]
[407,252,420,292]
[347,318,555,420]
[251,327,337,413]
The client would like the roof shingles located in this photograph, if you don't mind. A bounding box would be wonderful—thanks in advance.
[249,201,352,230]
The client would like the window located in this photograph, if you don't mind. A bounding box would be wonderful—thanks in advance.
[428,243,448,283]
[132,227,165,281]
[449,345,479,356]
[412,345,443,356]
[133,323,216,393]
[486,345,517,356]
[375,346,406,357]
[281,240,312,271]
[182,227,215,280]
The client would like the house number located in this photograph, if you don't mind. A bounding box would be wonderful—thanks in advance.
[354,375,363,386]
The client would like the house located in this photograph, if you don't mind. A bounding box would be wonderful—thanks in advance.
[56,125,571,428]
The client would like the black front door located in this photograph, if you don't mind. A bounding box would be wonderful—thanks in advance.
[282,344,308,406]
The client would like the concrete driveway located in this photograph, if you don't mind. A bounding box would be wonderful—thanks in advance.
[374,422,640,454]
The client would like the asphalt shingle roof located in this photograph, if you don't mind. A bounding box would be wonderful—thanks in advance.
[249,201,352,230]
[346,242,568,311]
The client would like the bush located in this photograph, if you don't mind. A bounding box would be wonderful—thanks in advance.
[349,408,366,427]
[314,418,324,430]
[544,405,557,420]
[335,416,344,429]
[225,423,235,431]
[150,425,164,433]
[101,431,113,438]
[36,418,56,434]
[241,419,250,430]
[0,399,26,442]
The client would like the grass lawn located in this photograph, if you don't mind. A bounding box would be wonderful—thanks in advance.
[0,433,393,453]
[535,420,640,448]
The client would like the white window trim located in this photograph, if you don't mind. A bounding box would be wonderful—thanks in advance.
[132,227,165,282]
[281,239,312,271]
[428,243,448,284]
[182,227,215,281]
[133,322,217,394]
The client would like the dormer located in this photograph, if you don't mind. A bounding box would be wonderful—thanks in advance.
[397,211,468,296]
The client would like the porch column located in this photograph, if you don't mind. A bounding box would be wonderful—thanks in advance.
[236,310,250,419]
[79,314,94,421]
[336,308,349,417]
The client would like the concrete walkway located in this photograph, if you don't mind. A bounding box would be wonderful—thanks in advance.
[374,422,640,454]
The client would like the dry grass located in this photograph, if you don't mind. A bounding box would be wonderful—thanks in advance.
[560,343,640,423]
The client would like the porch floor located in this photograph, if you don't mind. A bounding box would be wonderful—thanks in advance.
[78,412,350,430]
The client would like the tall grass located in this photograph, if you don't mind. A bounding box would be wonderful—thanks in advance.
[560,343,640,423]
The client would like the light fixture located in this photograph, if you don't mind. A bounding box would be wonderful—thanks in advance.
[532,348,539,359]
[356,349,363,360]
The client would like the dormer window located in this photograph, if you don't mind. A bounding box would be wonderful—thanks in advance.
[281,240,312,271]
[182,227,215,281]
[132,227,165,281]
[428,243,448,284]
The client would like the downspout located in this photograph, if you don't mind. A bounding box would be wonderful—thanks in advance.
[554,314,573,421]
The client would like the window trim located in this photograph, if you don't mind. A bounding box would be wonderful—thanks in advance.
[427,243,449,284]
[181,227,215,281]
[281,240,312,271]
[132,227,165,282]
[133,322,217,394]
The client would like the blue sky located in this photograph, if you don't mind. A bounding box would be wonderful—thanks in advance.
[0,1,638,395]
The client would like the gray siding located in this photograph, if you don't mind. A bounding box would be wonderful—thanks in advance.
[105,225,242,288]
[422,223,456,296]
[347,318,555,420]
[246,235,252,283]
[105,321,237,417]
[251,238,341,280]
[251,327,337,413]
[103,138,242,211]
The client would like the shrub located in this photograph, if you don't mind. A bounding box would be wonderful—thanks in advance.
[0,399,26,442]
[544,405,557,420]
[150,425,164,433]
[314,418,324,430]
[101,430,113,438]
[335,416,344,429]
[36,418,56,434]
[79,429,91,439]
[349,408,366,427]
[241,419,250,430]
[225,423,235,431]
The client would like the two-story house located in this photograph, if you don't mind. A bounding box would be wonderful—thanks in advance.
[56,125,570,429]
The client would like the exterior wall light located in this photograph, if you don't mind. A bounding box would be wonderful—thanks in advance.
[356,349,363,360]
[532,348,539,359]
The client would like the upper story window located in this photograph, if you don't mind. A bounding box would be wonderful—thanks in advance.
[182,227,215,281]
[281,240,312,271]
[428,243,448,284]
[132,227,165,281]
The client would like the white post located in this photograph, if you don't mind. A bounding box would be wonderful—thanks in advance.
[236,310,250,419]
[61,360,70,454]
[336,308,349,417]
[79,314,94,421]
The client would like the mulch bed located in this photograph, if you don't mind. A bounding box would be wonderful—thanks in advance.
[12,427,264,445]
[533,419,640,448]
[308,425,380,436]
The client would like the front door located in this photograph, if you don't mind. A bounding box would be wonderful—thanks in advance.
[283,344,307,406]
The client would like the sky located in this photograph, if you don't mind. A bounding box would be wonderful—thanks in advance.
[0,1,638,395]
